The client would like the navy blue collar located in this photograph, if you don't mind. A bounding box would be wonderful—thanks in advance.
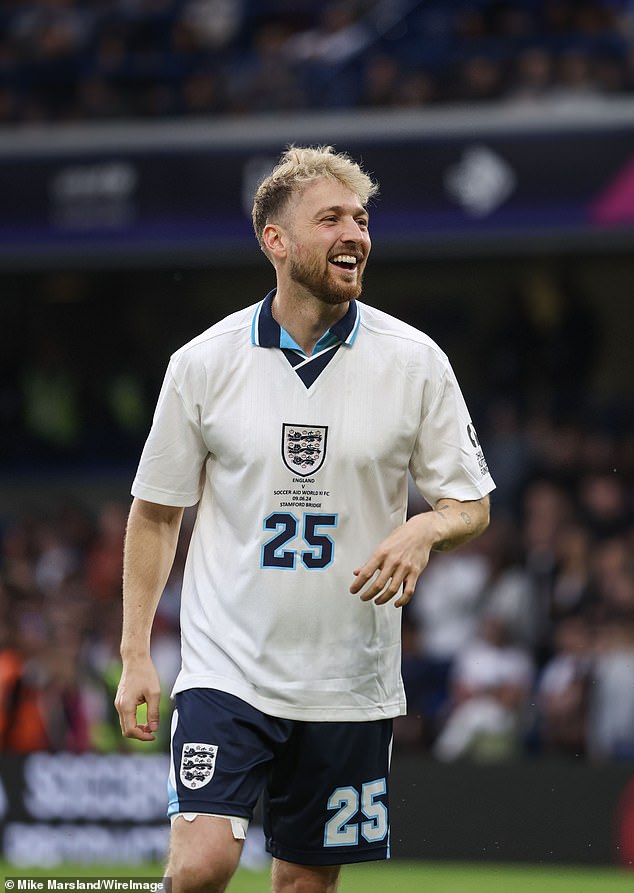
[251,290,361,353]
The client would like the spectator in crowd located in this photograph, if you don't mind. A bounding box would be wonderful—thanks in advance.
[393,68,437,107]
[176,67,225,115]
[476,517,539,651]
[179,0,244,53]
[587,614,634,761]
[432,613,535,762]
[227,22,305,114]
[359,52,401,107]
[284,0,373,107]
[520,478,575,659]
[548,49,602,103]
[549,522,595,624]
[480,399,533,514]
[579,471,632,540]
[505,47,554,104]
[589,535,634,623]
[0,579,93,753]
[85,502,127,603]
[535,614,594,757]
[359,53,437,108]
[450,55,505,103]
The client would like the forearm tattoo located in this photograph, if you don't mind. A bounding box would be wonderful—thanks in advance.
[433,505,474,551]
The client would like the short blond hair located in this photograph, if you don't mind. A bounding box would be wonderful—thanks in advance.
[252,145,379,251]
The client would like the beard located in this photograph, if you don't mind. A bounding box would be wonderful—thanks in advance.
[288,251,364,304]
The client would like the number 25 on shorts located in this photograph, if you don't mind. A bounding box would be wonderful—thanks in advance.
[323,779,388,847]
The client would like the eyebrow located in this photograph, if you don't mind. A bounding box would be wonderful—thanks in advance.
[316,204,369,218]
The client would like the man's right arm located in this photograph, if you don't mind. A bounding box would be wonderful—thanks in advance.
[114,497,184,741]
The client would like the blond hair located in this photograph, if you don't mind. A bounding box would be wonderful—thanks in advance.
[252,145,379,251]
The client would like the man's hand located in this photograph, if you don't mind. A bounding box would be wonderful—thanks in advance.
[114,656,161,741]
[350,496,490,607]
[115,498,183,742]
[349,513,439,608]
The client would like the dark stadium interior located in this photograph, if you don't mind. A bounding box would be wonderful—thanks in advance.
[1,251,632,468]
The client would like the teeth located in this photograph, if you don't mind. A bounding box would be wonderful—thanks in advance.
[331,255,358,264]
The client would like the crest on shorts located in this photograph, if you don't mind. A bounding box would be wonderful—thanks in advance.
[179,742,218,790]
[282,424,328,476]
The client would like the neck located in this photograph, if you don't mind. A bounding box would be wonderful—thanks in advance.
[272,287,349,356]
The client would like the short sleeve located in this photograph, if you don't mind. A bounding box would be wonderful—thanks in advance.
[131,361,208,507]
[409,361,495,506]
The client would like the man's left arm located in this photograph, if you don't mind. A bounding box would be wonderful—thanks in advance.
[349,495,490,608]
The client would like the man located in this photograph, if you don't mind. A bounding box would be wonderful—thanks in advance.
[115,145,494,893]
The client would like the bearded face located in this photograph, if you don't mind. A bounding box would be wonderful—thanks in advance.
[267,178,371,307]
[287,241,365,305]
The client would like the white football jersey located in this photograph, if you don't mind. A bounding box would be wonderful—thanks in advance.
[132,294,495,721]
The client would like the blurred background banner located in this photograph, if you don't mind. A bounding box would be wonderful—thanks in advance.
[0,752,632,868]
[0,105,633,267]
[0,753,169,867]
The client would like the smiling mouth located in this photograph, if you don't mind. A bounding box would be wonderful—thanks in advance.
[329,254,359,271]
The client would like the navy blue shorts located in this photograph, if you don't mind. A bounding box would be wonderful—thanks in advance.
[168,688,393,865]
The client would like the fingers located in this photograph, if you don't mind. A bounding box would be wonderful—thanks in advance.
[131,705,160,742]
[127,723,157,742]
[350,560,416,607]
[349,552,393,596]
[144,690,161,734]
[115,686,160,742]
[352,564,404,604]
[350,520,433,607]
[350,548,426,608]
[120,710,158,741]
[116,706,153,741]
[394,573,418,608]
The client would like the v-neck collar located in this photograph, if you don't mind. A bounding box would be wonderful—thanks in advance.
[250,290,361,388]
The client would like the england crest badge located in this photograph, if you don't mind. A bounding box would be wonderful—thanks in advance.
[282,424,328,476]
[180,742,218,790]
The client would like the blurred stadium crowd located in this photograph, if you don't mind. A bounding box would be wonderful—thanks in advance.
[0,0,633,123]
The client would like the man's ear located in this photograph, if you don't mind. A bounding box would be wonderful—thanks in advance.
[262,223,287,259]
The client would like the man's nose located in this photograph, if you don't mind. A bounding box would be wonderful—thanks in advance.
[341,217,368,243]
